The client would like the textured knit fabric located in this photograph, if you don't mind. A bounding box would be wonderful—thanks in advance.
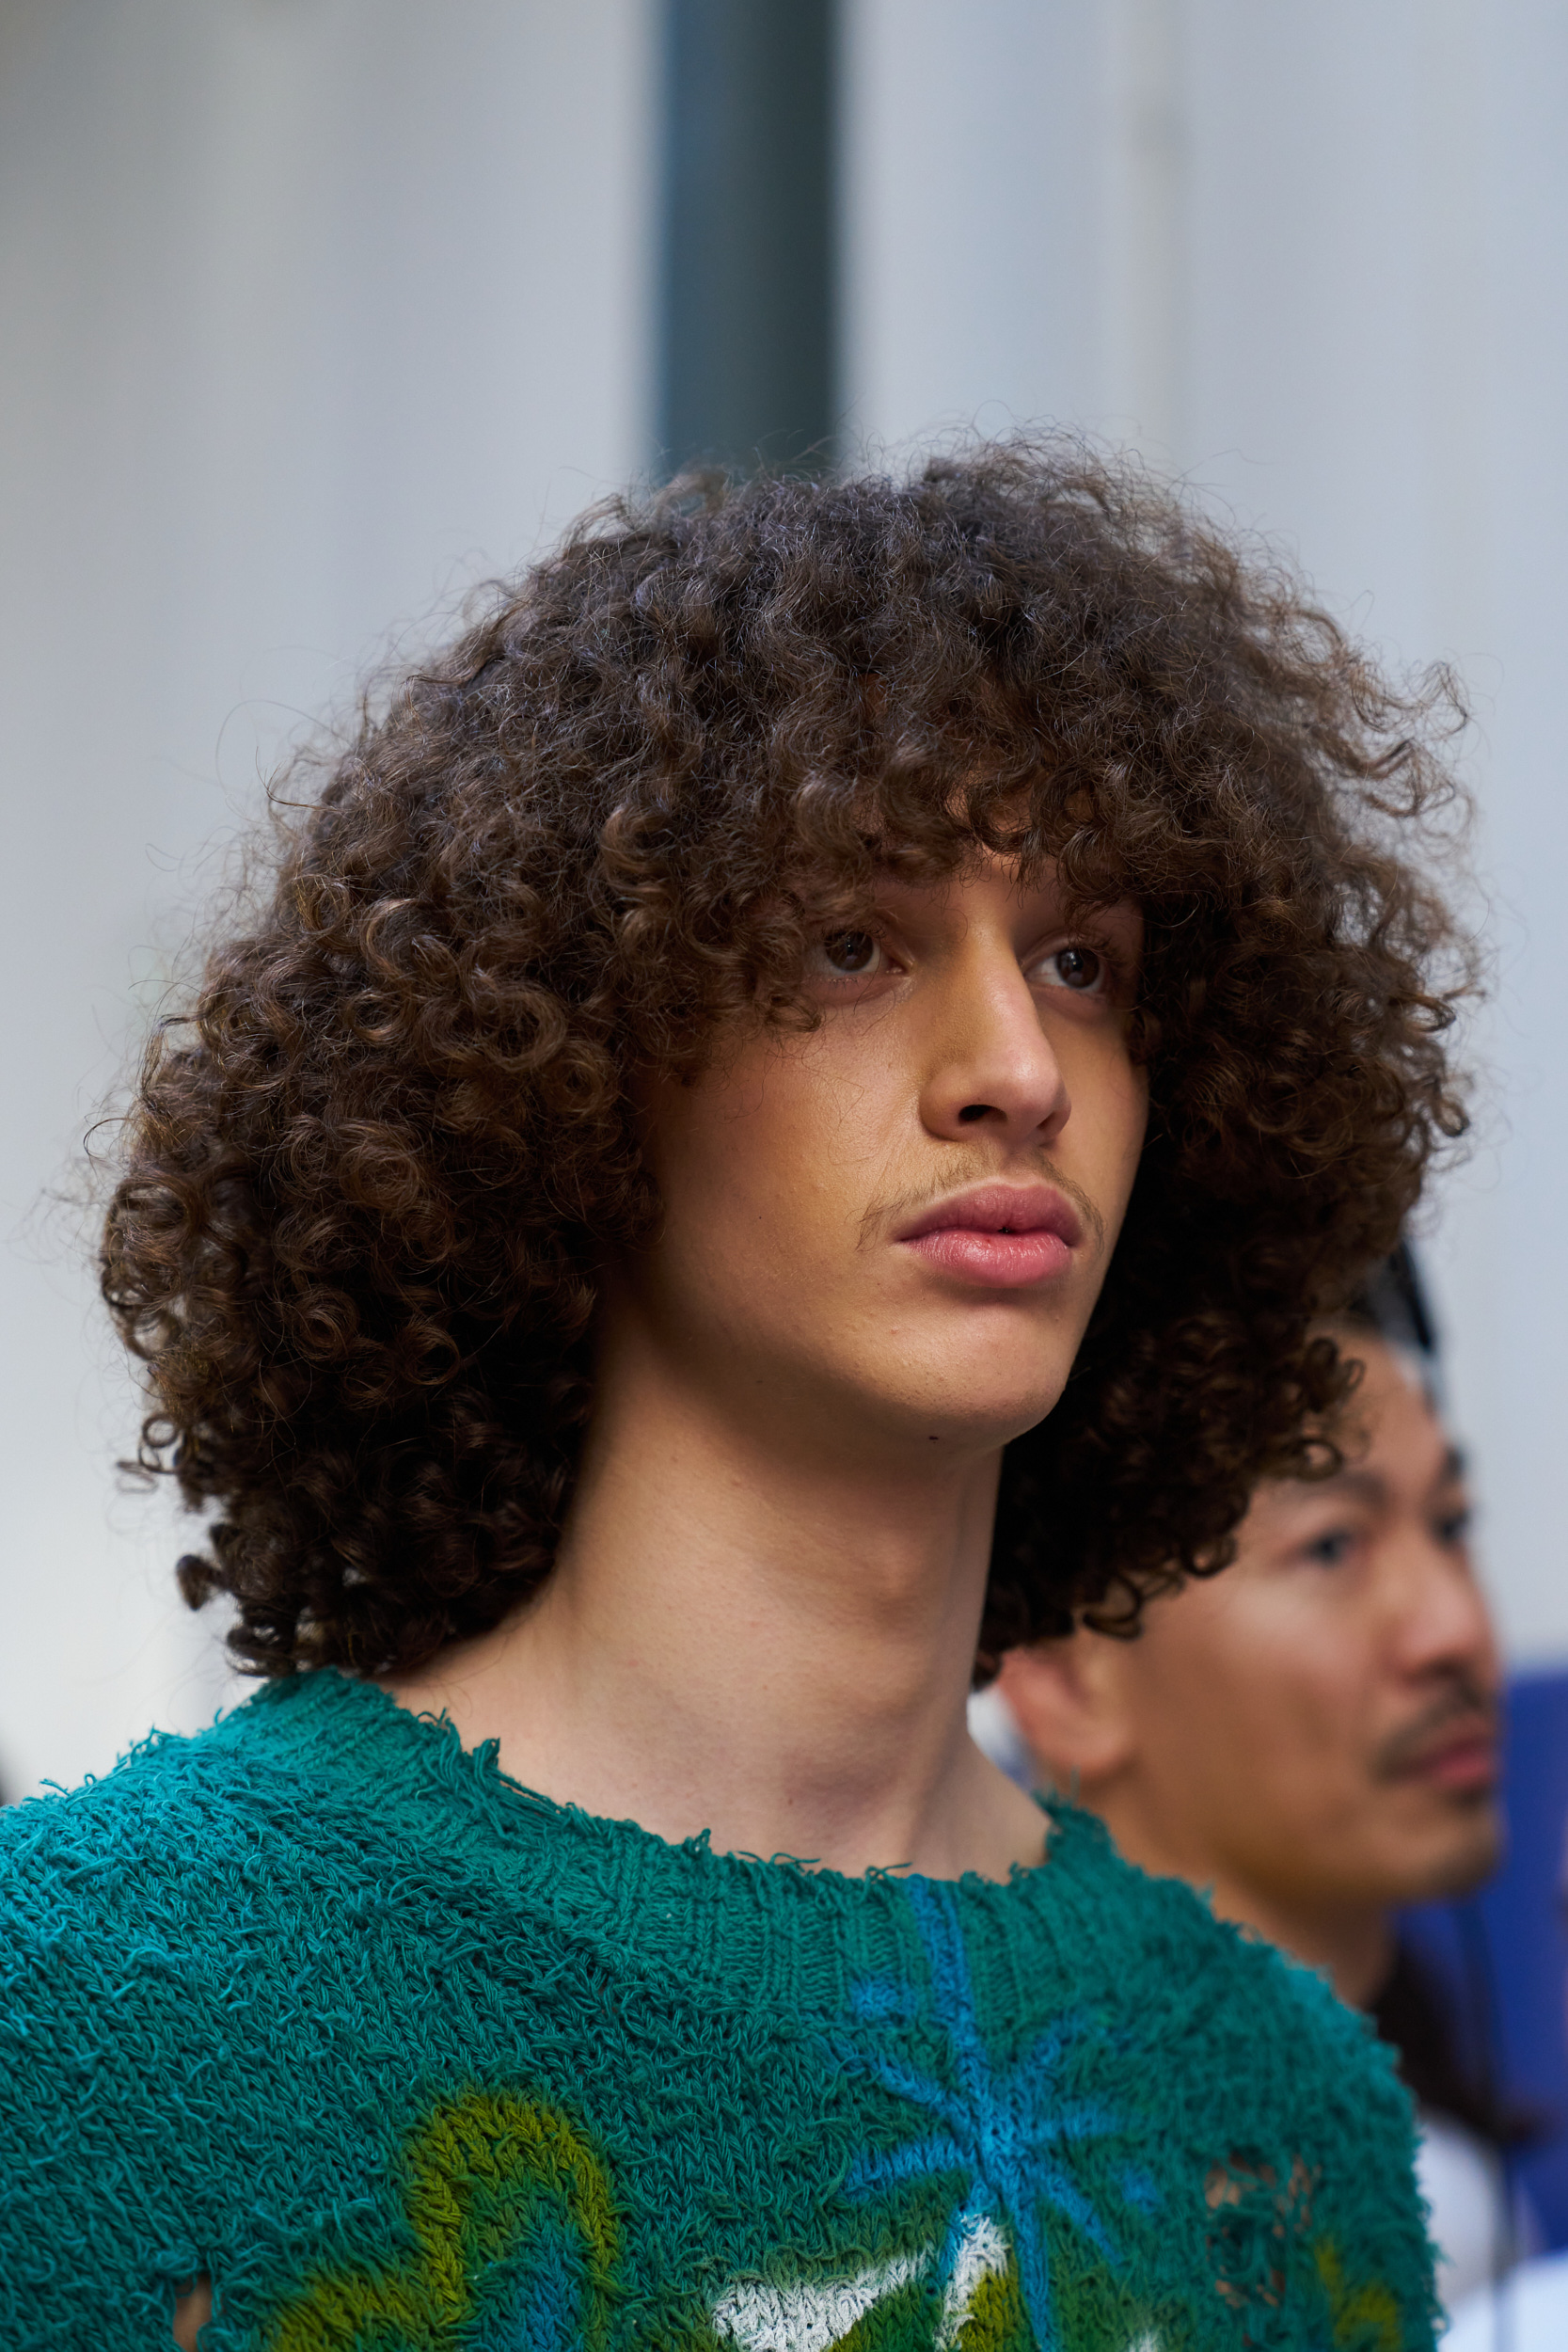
[0,1670,1435,2350]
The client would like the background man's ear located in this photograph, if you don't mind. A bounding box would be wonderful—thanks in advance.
[997,1633,1137,1795]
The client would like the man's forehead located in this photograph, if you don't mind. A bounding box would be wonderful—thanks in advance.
[867,849,1059,897]
[853,847,1137,914]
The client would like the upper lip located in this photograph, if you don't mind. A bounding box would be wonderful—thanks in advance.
[1386,1711,1497,1780]
[895,1184,1084,1249]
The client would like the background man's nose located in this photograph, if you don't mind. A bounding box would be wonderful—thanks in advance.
[1396,1541,1499,1689]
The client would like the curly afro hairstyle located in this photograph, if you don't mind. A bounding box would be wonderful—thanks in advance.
[102,438,1472,1678]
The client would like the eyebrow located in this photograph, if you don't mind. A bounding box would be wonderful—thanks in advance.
[1306,1468,1386,1509]
[1287,1445,1470,1513]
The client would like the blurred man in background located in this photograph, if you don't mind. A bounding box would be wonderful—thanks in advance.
[995,1250,1529,2313]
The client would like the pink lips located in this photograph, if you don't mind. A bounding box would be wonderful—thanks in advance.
[1402,1726,1498,1797]
[896,1184,1083,1290]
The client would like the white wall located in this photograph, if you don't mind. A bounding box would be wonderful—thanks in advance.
[842,0,1568,1661]
[0,0,655,1797]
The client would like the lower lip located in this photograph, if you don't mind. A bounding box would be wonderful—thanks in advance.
[903,1228,1073,1288]
[1410,1739,1497,1794]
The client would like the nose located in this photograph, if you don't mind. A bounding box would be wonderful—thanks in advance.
[918,947,1071,1149]
[1391,1534,1499,1695]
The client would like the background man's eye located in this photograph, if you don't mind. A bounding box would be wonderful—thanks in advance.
[1047,945,1104,993]
[822,930,879,976]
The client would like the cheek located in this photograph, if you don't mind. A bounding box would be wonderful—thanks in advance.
[1117,1058,1150,1179]
[1218,1628,1372,1796]
[1069,1040,1148,1230]
[644,1039,853,1268]
[1155,1601,1341,1765]
[644,1073,767,1237]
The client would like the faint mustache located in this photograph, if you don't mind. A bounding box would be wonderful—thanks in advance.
[858,1156,1106,1258]
[1371,1677,1499,1783]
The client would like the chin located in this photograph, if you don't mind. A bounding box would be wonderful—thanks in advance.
[905,1377,1069,1454]
[880,1336,1075,1439]
[1395,1816,1505,1906]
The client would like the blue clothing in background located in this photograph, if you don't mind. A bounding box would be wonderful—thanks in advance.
[1403,1668,1568,2247]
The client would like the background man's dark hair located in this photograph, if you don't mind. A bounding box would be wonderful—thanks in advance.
[102,438,1474,1678]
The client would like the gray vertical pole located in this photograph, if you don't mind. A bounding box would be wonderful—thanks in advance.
[657,0,838,476]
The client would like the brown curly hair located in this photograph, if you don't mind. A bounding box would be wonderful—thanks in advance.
[101,439,1471,1678]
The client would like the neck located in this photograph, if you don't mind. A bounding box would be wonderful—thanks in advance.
[1201,1876,1395,2010]
[385,1301,1048,1881]
[1090,1797,1395,2007]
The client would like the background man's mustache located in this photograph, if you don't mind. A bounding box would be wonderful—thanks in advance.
[1373,1677,1499,1782]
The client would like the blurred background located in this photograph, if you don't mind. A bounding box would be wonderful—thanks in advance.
[2,5,1564,1804]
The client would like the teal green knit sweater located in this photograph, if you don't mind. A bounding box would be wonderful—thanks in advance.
[0,1671,1434,2350]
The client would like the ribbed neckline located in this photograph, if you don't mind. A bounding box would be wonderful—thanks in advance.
[217,1667,1112,2027]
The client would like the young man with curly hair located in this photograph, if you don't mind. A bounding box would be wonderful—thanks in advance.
[1,446,1467,2352]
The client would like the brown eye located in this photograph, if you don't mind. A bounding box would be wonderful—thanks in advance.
[821,930,881,976]
[1043,944,1104,993]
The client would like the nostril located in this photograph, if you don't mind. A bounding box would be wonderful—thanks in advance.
[958,1103,992,1124]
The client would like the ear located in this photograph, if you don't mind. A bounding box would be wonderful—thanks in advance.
[996,1633,1138,1796]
